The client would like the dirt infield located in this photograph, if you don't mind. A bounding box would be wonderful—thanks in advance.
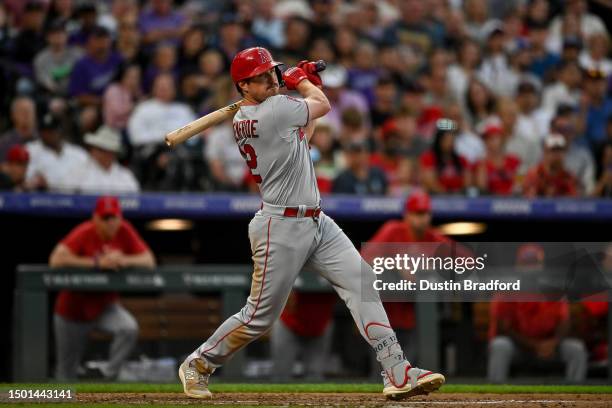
[78,392,612,407]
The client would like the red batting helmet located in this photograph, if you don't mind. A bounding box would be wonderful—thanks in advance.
[230,47,283,84]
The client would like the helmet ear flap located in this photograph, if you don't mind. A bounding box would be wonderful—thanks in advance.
[275,64,287,87]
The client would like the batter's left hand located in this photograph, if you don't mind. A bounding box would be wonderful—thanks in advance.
[282,67,308,90]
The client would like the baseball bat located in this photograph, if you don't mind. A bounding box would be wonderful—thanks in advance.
[165,60,327,148]
[165,100,243,147]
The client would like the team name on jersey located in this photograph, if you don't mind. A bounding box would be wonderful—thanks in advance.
[233,119,259,144]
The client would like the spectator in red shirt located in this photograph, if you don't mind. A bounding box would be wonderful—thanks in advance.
[523,134,578,197]
[474,124,521,195]
[487,244,587,383]
[271,291,337,381]
[49,196,156,380]
[420,119,469,194]
[362,191,450,377]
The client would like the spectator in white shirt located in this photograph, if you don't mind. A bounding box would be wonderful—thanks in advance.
[542,60,582,113]
[551,109,595,195]
[67,126,140,194]
[546,0,608,55]
[477,21,513,97]
[515,79,552,145]
[205,123,247,191]
[497,98,542,177]
[128,73,200,190]
[579,32,612,76]
[127,73,196,147]
[25,113,88,192]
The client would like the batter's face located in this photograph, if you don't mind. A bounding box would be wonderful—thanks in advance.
[240,69,280,103]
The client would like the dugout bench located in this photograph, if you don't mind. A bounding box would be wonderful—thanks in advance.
[13,264,441,381]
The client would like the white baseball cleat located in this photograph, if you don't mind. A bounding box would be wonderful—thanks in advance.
[178,357,215,399]
[382,363,445,400]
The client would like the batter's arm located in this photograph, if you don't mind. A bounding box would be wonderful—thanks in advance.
[296,80,331,123]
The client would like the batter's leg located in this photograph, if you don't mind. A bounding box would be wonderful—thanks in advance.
[180,214,319,398]
[305,214,444,399]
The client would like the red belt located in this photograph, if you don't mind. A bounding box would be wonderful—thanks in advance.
[283,207,321,217]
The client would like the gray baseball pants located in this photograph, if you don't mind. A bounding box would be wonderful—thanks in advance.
[54,302,139,380]
[487,335,588,383]
[189,210,397,369]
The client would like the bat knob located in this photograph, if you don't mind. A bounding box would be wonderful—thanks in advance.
[313,60,327,73]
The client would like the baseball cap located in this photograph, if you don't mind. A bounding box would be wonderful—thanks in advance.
[84,126,122,153]
[381,119,399,139]
[5,145,30,163]
[544,133,567,150]
[482,123,504,139]
[40,113,62,131]
[94,196,122,218]
[435,118,457,133]
[405,191,432,213]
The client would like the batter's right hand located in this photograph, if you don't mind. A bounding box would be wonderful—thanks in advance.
[297,60,323,87]
[282,67,308,90]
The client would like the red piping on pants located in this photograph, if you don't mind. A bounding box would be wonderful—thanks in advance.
[202,218,272,355]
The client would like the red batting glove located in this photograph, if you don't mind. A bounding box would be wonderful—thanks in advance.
[282,67,308,90]
[297,60,323,87]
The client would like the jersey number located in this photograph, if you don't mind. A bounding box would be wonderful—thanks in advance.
[240,143,262,183]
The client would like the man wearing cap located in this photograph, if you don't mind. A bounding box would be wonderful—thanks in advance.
[25,113,88,192]
[68,25,122,106]
[362,191,451,376]
[0,145,30,191]
[523,134,578,197]
[65,126,139,193]
[34,19,83,96]
[488,244,587,383]
[49,196,155,380]
[474,124,521,196]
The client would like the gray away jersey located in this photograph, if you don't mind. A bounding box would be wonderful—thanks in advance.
[232,94,320,207]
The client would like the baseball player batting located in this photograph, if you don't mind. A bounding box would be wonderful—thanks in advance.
[178,47,445,400]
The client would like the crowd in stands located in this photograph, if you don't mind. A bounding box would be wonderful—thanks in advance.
[0,0,611,197]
